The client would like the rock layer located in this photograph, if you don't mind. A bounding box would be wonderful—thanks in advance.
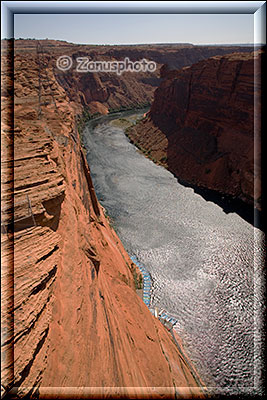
[9,39,255,114]
[1,40,206,398]
[127,51,261,210]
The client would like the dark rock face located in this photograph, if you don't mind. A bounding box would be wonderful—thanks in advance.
[127,51,262,211]
[54,45,256,113]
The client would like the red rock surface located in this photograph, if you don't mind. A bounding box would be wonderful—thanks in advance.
[1,40,206,398]
[127,51,262,210]
[7,39,255,115]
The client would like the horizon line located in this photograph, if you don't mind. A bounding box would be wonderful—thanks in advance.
[5,37,259,46]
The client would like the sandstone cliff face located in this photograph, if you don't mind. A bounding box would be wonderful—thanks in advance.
[10,39,255,116]
[1,40,205,398]
[127,51,261,210]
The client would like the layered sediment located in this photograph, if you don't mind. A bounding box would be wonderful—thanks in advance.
[1,40,206,398]
[10,39,255,115]
[127,51,261,210]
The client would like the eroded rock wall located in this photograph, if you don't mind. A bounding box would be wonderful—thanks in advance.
[1,40,205,398]
[10,39,255,115]
[127,51,261,210]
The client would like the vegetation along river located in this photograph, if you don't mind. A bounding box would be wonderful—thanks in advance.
[83,110,264,396]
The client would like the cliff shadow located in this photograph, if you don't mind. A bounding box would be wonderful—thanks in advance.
[174,176,263,230]
[35,193,65,232]
[149,113,263,230]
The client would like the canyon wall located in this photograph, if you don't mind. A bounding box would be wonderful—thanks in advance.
[1,40,205,398]
[127,51,262,211]
[11,39,255,115]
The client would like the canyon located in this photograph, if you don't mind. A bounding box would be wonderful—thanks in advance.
[12,39,255,115]
[126,50,262,213]
[1,39,210,399]
[1,39,260,398]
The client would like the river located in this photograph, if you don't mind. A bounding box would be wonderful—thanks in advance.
[83,111,264,395]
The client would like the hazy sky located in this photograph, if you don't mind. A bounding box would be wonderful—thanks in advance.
[14,13,254,45]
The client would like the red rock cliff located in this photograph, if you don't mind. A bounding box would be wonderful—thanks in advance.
[127,51,261,210]
[11,39,255,116]
[1,41,205,398]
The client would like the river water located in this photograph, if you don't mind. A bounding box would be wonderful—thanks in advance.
[83,112,264,395]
